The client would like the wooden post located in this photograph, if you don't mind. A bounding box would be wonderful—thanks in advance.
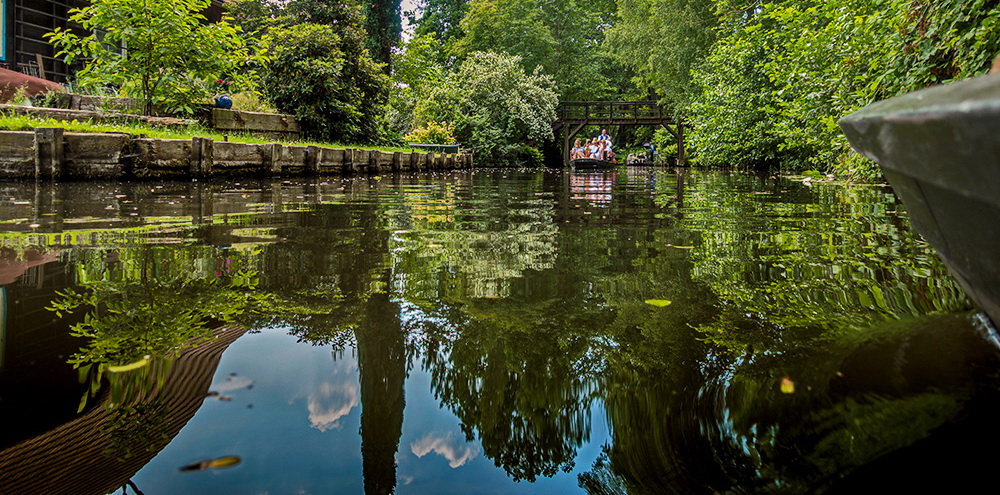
[305,146,321,175]
[344,148,356,174]
[393,151,403,172]
[265,143,282,175]
[676,120,686,167]
[35,54,46,80]
[190,136,213,178]
[34,127,63,180]
[563,125,570,165]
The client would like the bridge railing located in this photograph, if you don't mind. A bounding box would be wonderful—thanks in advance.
[556,100,669,123]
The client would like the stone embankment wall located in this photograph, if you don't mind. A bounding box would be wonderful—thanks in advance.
[0,128,472,180]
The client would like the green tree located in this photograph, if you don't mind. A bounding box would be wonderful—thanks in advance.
[362,0,404,71]
[681,0,1000,174]
[415,51,559,165]
[412,0,470,64]
[387,32,445,138]
[605,0,718,113]
[232,0,391,143]
[686,10,792,168]
[46,0,258,115]
[450,0,557,75]
[449,0,631,101]
[262,23,390,144]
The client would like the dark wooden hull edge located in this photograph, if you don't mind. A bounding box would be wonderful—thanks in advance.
[840,74,1000,326]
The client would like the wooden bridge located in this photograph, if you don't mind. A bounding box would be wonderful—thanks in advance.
[552,101,686,165]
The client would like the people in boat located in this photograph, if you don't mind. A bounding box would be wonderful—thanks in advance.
[588,139,600,159]
[571,138,586,159]
[598,129,610,141]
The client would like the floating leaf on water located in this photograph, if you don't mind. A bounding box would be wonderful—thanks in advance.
[179,455,242,472]
[645,299,672,307]
[107,356,151,373]
[780,376,795,394]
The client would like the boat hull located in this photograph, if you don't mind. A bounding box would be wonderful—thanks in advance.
[840,74,1000,326]
[571,158,617,169]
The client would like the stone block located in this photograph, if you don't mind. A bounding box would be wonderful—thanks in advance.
[278,145,308,174]
[213,141,267,174]
[134,138,191,177]
[0,131,37,178]
[63,132,129,178]
[211,108,301,137]
[318,147,346,174]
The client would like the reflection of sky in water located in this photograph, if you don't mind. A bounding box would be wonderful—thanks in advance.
[133,327,608,494]
[411,431,480,468]
[308,360,360,432]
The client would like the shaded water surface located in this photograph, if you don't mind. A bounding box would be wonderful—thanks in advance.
[1,168,997,494]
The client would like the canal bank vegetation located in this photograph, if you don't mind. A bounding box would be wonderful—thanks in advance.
[612,0,1000,178]
[30,0,999,173]
[397,0,1000,175]
[0,113,415,153]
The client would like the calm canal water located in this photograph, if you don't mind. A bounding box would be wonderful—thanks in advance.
[1,168,998,494]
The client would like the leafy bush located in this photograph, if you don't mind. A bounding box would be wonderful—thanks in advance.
[404,121,457,144]
[415,51,559,166]
[516,144,545,168]
[46,0,259,115]
[260,23,390,144]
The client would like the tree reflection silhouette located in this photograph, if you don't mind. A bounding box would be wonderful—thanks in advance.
[357,290,407,495]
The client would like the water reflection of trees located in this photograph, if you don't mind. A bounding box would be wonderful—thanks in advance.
[14,170,991,493]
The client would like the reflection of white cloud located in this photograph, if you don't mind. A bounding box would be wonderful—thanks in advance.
[410,432,479,468]
[308,381,359,432]
[211,374,254,392]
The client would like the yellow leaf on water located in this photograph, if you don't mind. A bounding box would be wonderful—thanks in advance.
[107,356,151,373]
[180,455,242,472]
[645,299,672,307]
[780,376,795,394]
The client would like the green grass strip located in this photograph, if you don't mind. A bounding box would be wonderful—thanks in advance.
[0,111,416,152]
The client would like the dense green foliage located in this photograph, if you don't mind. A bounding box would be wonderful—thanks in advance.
[399,0,636,160]
[414,51,559,165]
[43,0,1000,169]
[444,0,628,101]
[361,0,404,70]
[410,0,468,66]
[611,0,1000,175]
[262,23,390,143]
[46,0,257,115]
[387,33,445,138]
[605,0,717,112]
[231,0,391,143]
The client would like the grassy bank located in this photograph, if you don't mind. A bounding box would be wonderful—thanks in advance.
[0,112,416,153]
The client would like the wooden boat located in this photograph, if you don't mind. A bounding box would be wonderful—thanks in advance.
[571,158,617,169]
[839,74,1000,326]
